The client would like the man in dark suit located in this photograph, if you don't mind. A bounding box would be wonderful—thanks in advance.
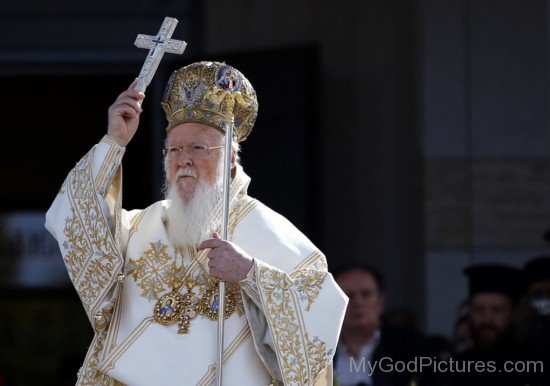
[333,263,430,386]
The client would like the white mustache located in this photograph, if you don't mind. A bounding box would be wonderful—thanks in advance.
[176,167,197,179]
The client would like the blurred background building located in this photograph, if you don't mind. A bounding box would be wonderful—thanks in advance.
[1,0,550,384]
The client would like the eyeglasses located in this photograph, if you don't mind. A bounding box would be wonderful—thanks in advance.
[162,145,223,160]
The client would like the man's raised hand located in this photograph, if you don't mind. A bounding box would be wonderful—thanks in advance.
[107,79,145,147]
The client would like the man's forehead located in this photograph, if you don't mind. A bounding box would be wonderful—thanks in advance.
[337,270,378,288]
[471,292,512,307]
[167,122,223,143]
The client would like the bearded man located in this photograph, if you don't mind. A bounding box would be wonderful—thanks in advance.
[451,264,527,386]
[45,61,347,386]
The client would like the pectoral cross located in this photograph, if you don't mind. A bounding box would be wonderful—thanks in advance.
[134,17,187,93]
[177,292,200,334]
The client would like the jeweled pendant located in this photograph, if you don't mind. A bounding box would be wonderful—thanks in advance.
[199,286,237,321]
[153,292,186,325]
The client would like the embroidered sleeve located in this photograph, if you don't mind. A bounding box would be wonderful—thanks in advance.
[45,138,133,386]
[45,138,126,329]
[247,253,347,386]
[240,259,262,306]
[92,135,126,197]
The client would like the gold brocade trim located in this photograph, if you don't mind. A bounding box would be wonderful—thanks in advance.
[128,209,147,237]
[237,196,259,220]
[294,250,328,271]
[241,280,262,306]
[62,152,122,319]
[57,144,125,385]
[126,241,172,301]
[63,207,91,280]
[77,331,118,386]
[105,280,125,353]
[96,139,123,197]
[291,269,326,312]
[306,333,331,383]
[257,263,331,385]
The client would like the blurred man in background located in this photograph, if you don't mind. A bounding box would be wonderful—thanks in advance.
[334,263,430,386]
[451,264,527,386]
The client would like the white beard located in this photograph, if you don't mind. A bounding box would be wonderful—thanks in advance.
[165,166,223,249]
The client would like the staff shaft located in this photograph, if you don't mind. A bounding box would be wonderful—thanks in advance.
[216,118,234,386]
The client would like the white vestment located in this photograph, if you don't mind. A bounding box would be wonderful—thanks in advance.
[45,136,348,386]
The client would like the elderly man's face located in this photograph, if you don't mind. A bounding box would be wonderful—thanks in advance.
[469,293,514,349]
[336,269,386,332]
[165,123,224,200]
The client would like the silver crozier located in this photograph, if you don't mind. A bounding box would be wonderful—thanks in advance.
[216,108,235,386]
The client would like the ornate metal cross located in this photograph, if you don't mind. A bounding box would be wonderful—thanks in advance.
[134,17,187,93]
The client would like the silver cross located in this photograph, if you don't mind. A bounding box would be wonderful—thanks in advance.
[134,17,187,93]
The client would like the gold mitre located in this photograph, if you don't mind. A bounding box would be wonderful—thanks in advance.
[161,61,258,142]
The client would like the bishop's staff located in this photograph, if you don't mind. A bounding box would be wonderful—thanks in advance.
[210,69,257,386]
[216,97,236,386]
[134,17,231,385]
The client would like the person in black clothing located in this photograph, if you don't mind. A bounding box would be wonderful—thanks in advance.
[333,263,430,386]
[451,264,528,386]
[517,256,550,385]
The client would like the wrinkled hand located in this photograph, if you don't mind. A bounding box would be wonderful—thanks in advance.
[198,232,254,282]
[107,79,145,147]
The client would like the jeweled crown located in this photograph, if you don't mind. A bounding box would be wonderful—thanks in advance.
[161,61,258,142]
